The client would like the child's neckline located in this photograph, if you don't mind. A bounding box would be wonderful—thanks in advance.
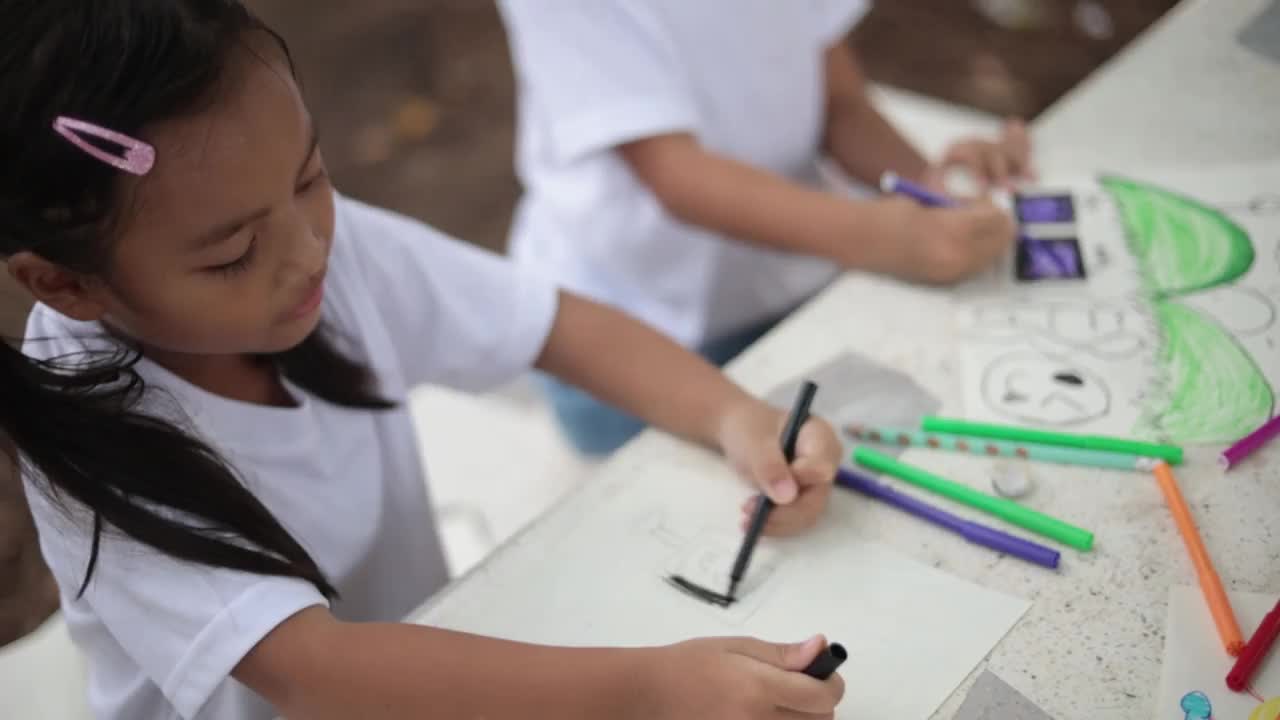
[137,353,319,457]
[96,320,302,410]
[140,354,308,413]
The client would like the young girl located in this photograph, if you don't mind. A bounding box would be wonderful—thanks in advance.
[0,2,845,718]
[498,0,1035,455]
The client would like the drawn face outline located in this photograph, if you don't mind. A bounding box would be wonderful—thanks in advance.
[982,353,1111,426]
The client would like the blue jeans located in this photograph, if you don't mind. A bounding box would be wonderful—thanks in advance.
[540,316,781,456]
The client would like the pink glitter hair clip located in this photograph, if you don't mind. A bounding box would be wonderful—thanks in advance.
[52,116,155,176]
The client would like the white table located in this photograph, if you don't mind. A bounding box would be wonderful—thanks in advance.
[413,2,1280,717]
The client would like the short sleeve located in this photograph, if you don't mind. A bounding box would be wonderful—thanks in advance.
[23,482,326,719]
[816,0,871,47]
[332,196,559,392]
[498,0,700,163]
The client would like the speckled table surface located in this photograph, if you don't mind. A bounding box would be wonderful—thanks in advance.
[413,2,1280,717]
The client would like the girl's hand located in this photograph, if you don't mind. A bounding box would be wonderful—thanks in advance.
[717,399,841,536]
[645,635,845,719]
[927,118,1035,193]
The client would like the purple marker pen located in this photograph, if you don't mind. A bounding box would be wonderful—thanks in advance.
[880,171,955,208]
[836,467,1060,569]
[1220,415,1280,470]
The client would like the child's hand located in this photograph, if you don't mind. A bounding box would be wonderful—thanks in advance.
[646,635,845,719]
[920,200,1018,283]
[929,119,1034,192]
[876,196,1017,285]
[717,400,840,536]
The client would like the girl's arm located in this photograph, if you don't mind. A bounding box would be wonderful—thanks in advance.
[235,607,844,719]
[535,291,755,451]
[535,292,839,534]
[238,608,653,720]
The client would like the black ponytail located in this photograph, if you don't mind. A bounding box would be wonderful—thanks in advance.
[0,0,391,599]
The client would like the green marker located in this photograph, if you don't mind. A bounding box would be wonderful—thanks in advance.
[853,447,1095,551]
[843,424,1160,472]
[920,416,1184,465]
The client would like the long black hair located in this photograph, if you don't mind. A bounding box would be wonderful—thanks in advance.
[0,0,393,599]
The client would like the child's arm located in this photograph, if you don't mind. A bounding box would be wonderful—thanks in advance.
[236,607,844,719]
[820,42,1033,191]
[537,292,840,535]
[620,133,1014,284]
[819,42,931,187]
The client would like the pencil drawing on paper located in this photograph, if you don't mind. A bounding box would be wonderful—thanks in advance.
[961,168,1280,444]
[663,530,782,624]
[980,352,1111,426]
[967,299,1150,360]
[1181,286,1276,337]
[632,506,691,550]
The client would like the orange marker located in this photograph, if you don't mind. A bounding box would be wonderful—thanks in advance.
[1153,461,1244,656]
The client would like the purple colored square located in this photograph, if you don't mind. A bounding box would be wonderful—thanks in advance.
[1016,194,1076,223]
[1016,237,1086,281]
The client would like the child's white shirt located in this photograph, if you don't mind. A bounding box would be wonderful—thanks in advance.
[498,0,869,347]
[21,196,559,720]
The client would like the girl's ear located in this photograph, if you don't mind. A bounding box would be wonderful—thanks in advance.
[7,252,107,322]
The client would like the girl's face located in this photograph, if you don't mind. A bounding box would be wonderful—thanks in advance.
[95,47,335,358]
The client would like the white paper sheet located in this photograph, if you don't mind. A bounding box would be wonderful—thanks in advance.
[426,448,1029,720]
[957,163,1280,445]
[1156,586,1280,720]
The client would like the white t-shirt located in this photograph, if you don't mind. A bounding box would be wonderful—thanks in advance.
[21,196,559,720]
[498,0,869,347]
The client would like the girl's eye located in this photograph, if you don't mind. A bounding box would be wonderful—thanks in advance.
[205,237,257,278]
[298,167,328,195]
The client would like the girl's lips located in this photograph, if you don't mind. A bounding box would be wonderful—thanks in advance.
[287,276,325,320]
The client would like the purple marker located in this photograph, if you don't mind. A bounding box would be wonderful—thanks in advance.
[880,171,955,208]
[836,467,1060,570]
[1220,415,1280,470]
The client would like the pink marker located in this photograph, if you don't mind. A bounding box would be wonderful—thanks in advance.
[1220,415,1280,470]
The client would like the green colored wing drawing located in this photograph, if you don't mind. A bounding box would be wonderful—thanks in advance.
[1137,300,1274,443]
[1100,176,1254,296]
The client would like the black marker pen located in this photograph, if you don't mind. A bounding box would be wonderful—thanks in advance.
[801,642,847,680]
[727,380,818,601]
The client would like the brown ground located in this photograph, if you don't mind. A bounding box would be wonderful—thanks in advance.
[0,0,1174,647]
